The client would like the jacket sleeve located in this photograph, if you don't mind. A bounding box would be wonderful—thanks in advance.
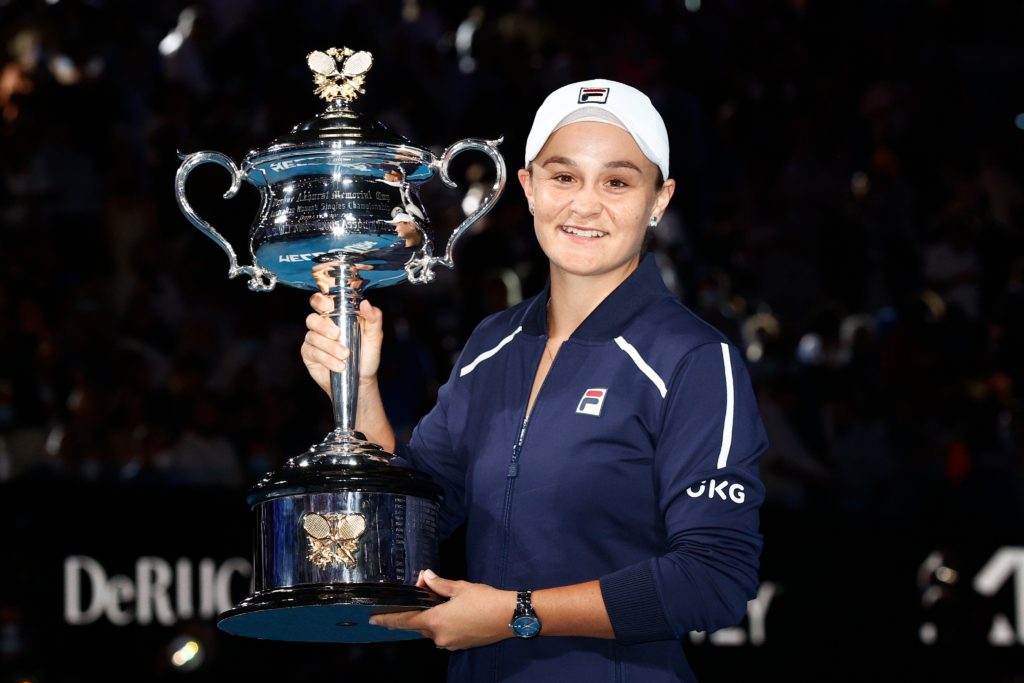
[393,357,468,540]
[598,340,768,643]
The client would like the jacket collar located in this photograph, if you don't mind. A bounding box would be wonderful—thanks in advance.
[521,253,675,341]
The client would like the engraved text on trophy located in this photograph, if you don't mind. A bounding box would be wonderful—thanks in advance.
[266,177,395,233]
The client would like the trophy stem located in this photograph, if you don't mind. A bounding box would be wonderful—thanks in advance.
[329,272,361,434]
[287,256,391,466]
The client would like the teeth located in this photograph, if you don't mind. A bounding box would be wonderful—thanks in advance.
[561,225,605,238]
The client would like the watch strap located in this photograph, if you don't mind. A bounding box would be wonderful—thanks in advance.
[516,590,535,615]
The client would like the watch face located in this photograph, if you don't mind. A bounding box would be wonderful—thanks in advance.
[511,615,541,638]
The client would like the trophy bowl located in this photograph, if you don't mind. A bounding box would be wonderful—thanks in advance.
[174,47,506,643]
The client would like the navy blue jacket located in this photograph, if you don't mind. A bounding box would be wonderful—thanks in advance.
[398,254,768,682]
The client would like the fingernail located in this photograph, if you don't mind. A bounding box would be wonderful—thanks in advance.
[424,569,437,579]
[368,617,379,625]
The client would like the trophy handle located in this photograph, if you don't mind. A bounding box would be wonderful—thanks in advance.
[405,137,506,284]
[175,150,278,292]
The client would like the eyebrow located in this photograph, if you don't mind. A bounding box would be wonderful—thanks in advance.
[605,160,644,173]
[540,156,645,173]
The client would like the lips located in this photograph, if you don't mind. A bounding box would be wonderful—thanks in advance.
[560,225,607,238]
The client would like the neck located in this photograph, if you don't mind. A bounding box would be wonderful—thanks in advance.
[546,258,640,340]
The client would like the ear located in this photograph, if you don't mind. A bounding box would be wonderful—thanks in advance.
[651,178,676,222]
[517,168,534,207]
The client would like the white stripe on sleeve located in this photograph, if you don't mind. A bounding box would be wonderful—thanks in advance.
[459,326,523,377]
[716,342,735,469]
[614,336,668,398]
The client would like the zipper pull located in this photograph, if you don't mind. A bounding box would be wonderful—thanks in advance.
[508,415,529,479]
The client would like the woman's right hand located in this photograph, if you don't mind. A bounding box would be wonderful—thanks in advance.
[301,294,384,398]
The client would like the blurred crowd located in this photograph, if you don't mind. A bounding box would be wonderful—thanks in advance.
[0,0,1022,524]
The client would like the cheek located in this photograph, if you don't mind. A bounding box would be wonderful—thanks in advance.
[534,182,559,200]
[621,193,659,227]
[533,187,571,216]
[615,205,644,225]
[607,202,649,236]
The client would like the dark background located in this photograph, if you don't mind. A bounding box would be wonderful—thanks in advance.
[1,0,1023,681]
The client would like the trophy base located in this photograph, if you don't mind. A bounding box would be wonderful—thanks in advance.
[217,584,443,643]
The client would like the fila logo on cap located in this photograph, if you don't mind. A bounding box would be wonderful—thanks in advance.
[578,87,609,104]
[576,388,608,417]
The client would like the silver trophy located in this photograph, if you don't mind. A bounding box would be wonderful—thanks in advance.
[174,47,506,643]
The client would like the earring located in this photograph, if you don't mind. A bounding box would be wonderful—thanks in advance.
[529,204,535,216]
[649,216,658,227]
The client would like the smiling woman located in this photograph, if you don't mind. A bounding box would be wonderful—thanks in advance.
[519,120,674,286]
[301,78,768,683]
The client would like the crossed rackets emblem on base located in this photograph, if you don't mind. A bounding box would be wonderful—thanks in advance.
[302,512,367,569]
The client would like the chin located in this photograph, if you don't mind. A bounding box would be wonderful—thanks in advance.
[547,252,638,280]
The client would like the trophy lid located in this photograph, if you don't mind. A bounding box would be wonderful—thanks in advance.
[250,48,430,165]
[272,105,411,147]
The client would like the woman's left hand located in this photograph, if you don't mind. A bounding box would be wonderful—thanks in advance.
[369,570,516,650]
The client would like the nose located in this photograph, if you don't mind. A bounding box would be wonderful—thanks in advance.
[568,183,602,218]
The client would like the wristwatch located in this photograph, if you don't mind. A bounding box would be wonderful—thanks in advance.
[508,590,542,638]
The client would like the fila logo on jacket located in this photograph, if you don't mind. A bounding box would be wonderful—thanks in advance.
[576,388,608,416]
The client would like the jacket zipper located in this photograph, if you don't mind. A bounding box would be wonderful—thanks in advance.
[494,386,537,683]
[497,341,553,588]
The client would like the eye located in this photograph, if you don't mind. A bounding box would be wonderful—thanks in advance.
[552,173,575,183]
[606,177,629,189]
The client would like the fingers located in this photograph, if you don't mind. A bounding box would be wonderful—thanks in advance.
[369,609,427,632]
[358,299,383,328]
[309,292,334,314]
[306,295,383,373]
[305,311,341,340]
[302,336,348,366]
[301,342,346,373]
[302,313,350,373]
[303,319,349,355]
[310,294,382,328]
[421,569,458,599]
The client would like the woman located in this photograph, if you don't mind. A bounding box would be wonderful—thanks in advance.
[301,78,768,682]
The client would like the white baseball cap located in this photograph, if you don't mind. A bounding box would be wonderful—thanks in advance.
[385,205,425,223]
[524,78,669,179]
[386,212,416,224]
